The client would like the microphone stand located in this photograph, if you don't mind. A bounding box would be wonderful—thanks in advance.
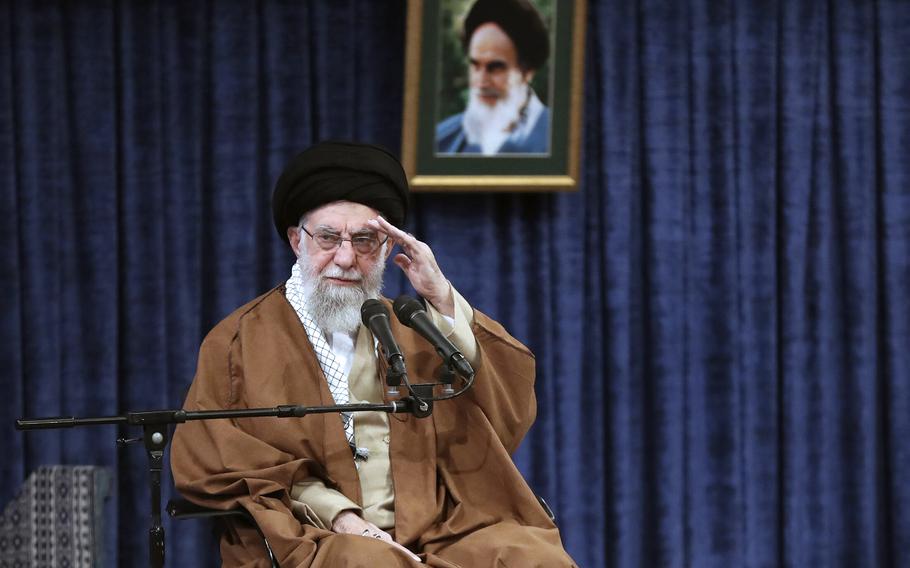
[15,384,441,568]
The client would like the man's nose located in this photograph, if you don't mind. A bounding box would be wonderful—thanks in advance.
[478,69,491,85]
[332,240,355,268]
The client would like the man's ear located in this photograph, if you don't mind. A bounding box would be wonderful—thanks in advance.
[287,226,302,257]
[523,69,536,84]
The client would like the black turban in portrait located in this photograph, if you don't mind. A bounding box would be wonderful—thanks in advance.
[462,0,550,71]
[271,141,410,244]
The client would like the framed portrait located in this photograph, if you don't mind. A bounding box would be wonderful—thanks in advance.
[401,0,586,192]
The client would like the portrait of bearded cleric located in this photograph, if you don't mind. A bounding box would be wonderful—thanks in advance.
[435,0,553,156]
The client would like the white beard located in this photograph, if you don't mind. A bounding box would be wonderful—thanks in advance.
[462,70,529,155]
[296,243,387,336]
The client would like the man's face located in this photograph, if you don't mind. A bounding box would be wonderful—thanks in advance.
[467,22,527,108]
[288,200,390,292]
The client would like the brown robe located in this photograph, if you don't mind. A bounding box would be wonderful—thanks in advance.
[170,286,576,567]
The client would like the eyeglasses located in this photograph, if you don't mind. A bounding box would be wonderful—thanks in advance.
[300,226,388,255]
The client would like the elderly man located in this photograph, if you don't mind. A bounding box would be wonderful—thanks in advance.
[171,141,575,567]
[436,0,550,155]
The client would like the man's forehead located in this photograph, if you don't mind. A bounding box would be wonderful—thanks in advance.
[468,22,518,61]
[306,200,381,228]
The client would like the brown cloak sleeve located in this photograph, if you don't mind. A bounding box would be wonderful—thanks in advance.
[170,288,357,565]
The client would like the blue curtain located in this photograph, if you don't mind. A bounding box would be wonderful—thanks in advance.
[2,1,908,567]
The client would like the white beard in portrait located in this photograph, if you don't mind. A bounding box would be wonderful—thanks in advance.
[462,69,530,156]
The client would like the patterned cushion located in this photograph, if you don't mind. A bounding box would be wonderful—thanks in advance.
[0,466,111,568]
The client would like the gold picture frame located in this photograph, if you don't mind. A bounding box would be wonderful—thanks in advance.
[401,0,586,192]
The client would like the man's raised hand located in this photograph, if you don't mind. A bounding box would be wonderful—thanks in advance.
[368,217,454,317]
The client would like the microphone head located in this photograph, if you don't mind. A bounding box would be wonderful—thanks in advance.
[361,299,389,326]
[393,295,425,326]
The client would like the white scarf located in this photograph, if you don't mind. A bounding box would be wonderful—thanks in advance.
[285,263,368,459]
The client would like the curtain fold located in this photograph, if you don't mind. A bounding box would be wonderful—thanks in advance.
[1,1,907,566]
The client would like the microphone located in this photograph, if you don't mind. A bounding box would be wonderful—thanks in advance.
[361,300,407,393]
[392,295,475,379]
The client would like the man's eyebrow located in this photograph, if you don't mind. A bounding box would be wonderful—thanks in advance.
[469,58,508,71]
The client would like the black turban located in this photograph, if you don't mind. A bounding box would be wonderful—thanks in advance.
[271,141,410,244]
[462,0,550,72]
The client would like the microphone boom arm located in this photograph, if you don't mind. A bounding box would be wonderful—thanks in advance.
[15,385,453,568]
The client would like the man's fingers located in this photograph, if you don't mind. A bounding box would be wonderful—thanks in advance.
[369,219,439,274]
[370,218,421,250]
[370,216,402,234]
[393,254,412,270]
[335,511,421,563]
[368,217,404,240]
[365,531,422,563]
[390,541,422,562]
